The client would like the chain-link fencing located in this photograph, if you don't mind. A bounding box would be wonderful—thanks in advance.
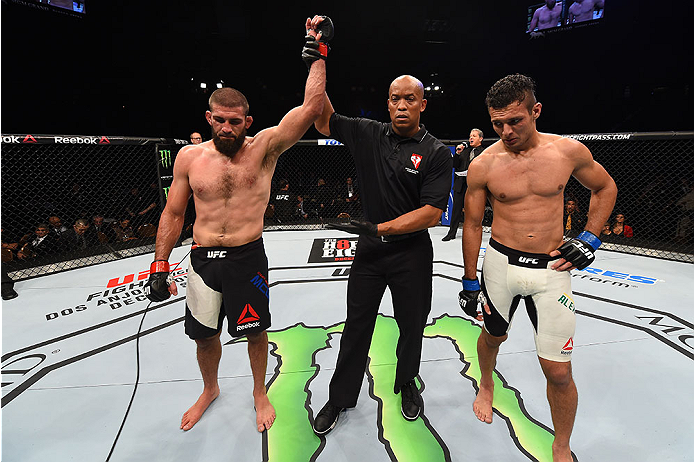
[2,131,692,282]
[1,135,186,280]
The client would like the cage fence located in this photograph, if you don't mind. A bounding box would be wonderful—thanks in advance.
[2,131,692,281]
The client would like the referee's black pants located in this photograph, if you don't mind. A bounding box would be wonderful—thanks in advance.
[329,232,433,408]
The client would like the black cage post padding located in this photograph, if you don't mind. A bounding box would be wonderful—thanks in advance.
[1,131,692,281]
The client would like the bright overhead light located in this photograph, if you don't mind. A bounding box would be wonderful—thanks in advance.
[200,82,207,89]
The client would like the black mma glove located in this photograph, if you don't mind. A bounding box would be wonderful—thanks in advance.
[327,220,378,237]
[557,231,602,270]
[302,15,334,68]
[458,277,484,318]
[144,260,173,302]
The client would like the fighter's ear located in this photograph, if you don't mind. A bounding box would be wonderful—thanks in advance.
[245,116,253,129]
[206,111,213,125]
[532,102,542,120]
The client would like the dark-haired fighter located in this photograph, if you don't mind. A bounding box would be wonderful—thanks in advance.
[459,74,616,461]
[144,16,330,432]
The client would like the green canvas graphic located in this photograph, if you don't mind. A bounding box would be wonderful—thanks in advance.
[233,314,557,462]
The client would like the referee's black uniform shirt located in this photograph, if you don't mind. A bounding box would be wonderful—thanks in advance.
[329,113,452,227]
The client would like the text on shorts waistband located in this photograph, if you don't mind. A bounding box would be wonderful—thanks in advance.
[489,238,556,268]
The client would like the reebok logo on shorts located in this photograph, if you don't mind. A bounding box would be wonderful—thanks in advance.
[237,304,261,331]
[561,338,574,355]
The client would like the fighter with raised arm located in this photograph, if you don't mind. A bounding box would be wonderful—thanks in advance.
[459,74,617,461]
[144,15,331,433]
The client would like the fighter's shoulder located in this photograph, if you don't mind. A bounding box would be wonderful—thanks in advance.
[543,134,593,166]
[547,134,590,155]
[476,140,505,160]
[174,142,213,167]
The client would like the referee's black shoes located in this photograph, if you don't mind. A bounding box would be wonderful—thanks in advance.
[312,402,344,435]
[400,380,422,421]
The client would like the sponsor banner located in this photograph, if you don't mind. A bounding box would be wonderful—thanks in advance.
[317,139,344,146]
[308,237,358,263]
[155,144,186,209]
[573,266,659,288]
[564,133,633,141]
[0,134,185,145]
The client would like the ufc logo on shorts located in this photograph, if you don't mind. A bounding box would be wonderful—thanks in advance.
[518,256,539,265]
[207,250,227,259]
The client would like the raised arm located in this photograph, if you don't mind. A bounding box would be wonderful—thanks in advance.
[314,92,335,137]
[262,16,331,158]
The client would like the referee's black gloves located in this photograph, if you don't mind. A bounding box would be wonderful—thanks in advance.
[327,220,378,237]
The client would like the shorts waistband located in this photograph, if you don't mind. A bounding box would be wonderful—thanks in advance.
[191,237,264,258]
[488,238,555,268]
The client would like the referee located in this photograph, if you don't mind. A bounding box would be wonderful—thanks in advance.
[312,75,452,435]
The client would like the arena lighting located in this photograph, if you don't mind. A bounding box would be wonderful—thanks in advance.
[216,83,223,89]
[425,73,444,97]
[200,82,207,89]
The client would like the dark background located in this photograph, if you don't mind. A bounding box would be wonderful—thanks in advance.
[1,0,692,140]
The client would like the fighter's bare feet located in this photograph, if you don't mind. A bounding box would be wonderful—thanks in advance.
[180,387,220,431]
[473,385,494,424]
[254,391,276,432]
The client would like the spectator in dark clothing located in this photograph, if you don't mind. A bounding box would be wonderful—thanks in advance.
[90,215,116,244]
[336,177,360,218]
[114,217,138,242]
[61,219,92,251]
[271,179,295,224]
[312,178,334,220]
[563,199,586,238]
[48,216,69,239]
[17,223,59,259]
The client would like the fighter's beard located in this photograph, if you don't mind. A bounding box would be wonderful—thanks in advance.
[212,127,246,159]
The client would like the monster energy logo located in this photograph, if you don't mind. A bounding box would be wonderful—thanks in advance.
[159,149,172,168]
[231,314,561,462]
[162,186,171,199]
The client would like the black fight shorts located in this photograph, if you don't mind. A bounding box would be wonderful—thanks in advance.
[184,238,270,339]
